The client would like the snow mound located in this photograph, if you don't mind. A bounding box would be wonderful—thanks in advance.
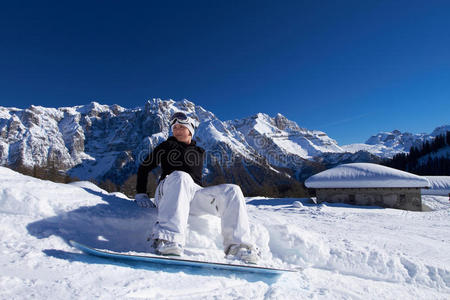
[266,224,329,267]
[0,167,100,217]
[68,181,108,193]
[305,163,430,188]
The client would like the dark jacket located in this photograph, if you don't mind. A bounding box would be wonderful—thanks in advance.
[136,136,205,194]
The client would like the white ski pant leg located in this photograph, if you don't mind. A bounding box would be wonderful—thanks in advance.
[152,171,252,249]
[190,184,253,249]
[152,171,201,245]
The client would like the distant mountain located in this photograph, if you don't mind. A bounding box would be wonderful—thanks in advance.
[0,100,339,195]
[228,113,343,161]
[0,99,443,195]
[342,125,450,158]
[384,131,450,175]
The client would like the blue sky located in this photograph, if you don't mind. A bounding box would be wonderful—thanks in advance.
[0,0,449,145]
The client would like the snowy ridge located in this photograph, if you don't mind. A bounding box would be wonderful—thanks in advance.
[0,100,447,186]
[1,167,449,298]
[341,143,401,159]
[343,126,450,158]
[229,113,343,164]
[431,125,450,137]
[0,100,348,185]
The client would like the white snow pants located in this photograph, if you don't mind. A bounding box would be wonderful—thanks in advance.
[152,171,253,249]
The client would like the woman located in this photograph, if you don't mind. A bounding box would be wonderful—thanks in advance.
[135,112,258,264]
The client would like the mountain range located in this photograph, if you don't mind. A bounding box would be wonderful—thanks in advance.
[0,99,447,195]
[342,125,449,158]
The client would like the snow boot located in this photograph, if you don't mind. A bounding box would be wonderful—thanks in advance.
[225,244,259,264]
[154,239,183,256]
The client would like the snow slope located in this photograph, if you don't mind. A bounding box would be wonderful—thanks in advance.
[422,176,450,196]
[1,167,449,299]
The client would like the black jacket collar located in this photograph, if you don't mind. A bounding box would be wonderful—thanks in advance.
[167,136,197,146]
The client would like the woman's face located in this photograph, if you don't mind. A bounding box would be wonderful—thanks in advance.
[172,124,192,144]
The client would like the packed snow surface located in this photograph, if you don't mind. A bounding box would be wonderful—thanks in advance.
[1,166,449,299]
[305,163,431,189]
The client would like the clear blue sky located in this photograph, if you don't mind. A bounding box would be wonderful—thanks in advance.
[0,0,449,145]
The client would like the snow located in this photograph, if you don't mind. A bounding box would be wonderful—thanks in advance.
[422,176,450,196]
[305,163,430,189]
[341,143,402,159]
[431,125,450,137]
[1,100,447,188]
[229,112,343,166]
[1,166,450,299]
[342,127,448,159]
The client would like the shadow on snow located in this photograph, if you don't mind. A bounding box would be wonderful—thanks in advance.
[27,188,155,253]
[26,188,281,282]
[247,197,384,210]
[42,248,281,283]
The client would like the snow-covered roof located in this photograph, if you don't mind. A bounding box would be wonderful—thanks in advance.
[305,163,430,189]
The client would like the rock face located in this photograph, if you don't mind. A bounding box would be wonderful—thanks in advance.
[0,99,398,192]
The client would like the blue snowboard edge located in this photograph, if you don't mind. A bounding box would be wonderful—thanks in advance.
[69,240,298,275]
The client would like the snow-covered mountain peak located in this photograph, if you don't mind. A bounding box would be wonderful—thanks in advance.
[1,99,444,186]
[431,125,450,137]
[77,101,109,114]
[274,113,303,132]
[342,130,425,159]
[343,125,448,158]
[228,112,343,162]
[365,129,431,147]
[143,98,216,123]
[69,102,127,119]
[233,112,297,135]
[0,100,349,184]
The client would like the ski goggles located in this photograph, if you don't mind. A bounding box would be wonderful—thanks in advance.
[169,112,199,129]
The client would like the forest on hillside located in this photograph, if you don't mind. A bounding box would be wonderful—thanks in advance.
[383,131,450,175]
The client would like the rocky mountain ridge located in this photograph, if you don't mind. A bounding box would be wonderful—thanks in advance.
[0,99,445,194]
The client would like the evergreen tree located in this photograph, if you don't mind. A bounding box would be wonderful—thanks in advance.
[385,131,450,175]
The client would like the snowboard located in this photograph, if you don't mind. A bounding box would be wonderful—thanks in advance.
[69,240,297,276]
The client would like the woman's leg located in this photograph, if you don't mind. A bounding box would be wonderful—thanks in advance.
[152,171,202,246]
[190,184,253,250]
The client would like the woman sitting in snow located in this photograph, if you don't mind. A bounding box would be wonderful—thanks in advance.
[135,112,258,264]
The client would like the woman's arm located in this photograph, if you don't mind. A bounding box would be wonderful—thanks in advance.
[136,144,163,194]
